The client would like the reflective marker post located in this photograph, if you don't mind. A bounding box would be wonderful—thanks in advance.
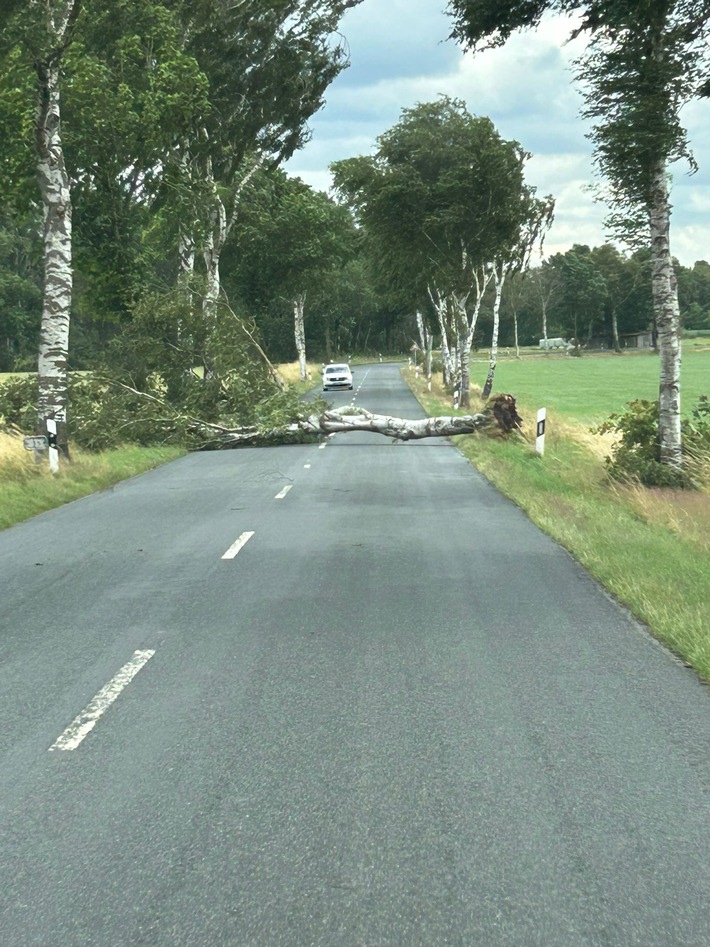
[46,417,60,473]
[536,407,546,456]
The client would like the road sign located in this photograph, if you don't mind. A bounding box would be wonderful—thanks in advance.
[23,435,48,451]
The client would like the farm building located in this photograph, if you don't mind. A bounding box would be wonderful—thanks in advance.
[622,331,654,349]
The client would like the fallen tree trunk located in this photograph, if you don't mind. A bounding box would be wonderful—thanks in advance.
[208,394,523,449]
[301,408,488,439]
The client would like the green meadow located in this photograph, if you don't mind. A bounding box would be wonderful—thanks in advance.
[468,345,710,424]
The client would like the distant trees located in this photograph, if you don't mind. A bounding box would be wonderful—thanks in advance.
[228,170,356,380]
[448,0,710,468]
[332,97,551,406]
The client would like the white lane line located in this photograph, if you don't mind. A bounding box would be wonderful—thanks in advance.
[222,530,255,559]
[318,442,327,449]
[304,464,311,469]
[274,485,293,500]
[49,649,155,751]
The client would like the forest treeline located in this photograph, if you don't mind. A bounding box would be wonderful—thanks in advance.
[4,194,710,373]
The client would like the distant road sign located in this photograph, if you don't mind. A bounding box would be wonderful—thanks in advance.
[23,435,48,451]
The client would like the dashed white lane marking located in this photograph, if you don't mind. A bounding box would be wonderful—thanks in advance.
[351,368,370,404]
[304,464,311,469]
[274,485,293,500]
[318,442,327,449]
[49,649,155,751]
[222,530,255,559]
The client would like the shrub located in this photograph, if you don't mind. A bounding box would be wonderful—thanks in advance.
[595,397,710,487]
[0,289,320,452]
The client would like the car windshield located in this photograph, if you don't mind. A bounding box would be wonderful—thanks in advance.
[325,365,348,374]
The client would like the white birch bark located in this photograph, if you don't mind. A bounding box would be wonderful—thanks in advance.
[178,230,196,279]
[541,295,549,349]
[457,266,492,408]
[35,0,81,458]
[648,159,682,469]
[301,408,490,439]
[482,261,508,399]
[294,292,308,381]
[428,285,455,386]
[201,156,226,328]
[416,310,433,380]
[177,144,197,282]
[201,152,264,326]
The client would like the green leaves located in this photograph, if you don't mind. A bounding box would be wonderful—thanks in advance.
[332,97,536,308]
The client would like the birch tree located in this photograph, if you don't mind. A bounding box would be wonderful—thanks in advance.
[448,0,710,469]
[481,192,554,398]
[332,98,541,406]
[171,0,361,326]
[0,0,84,458]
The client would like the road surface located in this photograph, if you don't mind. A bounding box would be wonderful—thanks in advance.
[0,363,708,945]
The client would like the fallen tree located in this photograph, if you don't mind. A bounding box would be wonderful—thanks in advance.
[194,393,524,449]
[0,368,523,451]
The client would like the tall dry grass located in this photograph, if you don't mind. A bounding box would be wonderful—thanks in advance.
[0,429,46,483]
[276,361,321,386]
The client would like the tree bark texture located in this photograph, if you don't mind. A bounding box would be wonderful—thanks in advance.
[482,262,507,399]
[648,159,682,469]
[457,267,492,408]
[428,285,454,386]
[201,153,263,331]
[294,292,307,381]
[202,169,226,328]
[301,408,491,440]
[34,1,82,457]
[416,310,433,380]
[178,230,196,279]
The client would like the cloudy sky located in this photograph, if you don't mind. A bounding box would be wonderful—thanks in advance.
[286,0,710,266]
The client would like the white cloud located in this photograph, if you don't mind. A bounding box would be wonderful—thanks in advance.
[286,0,710,266]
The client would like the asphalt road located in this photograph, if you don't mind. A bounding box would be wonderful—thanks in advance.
[0,363,708,946]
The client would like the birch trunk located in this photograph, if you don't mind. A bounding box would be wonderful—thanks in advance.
[35,4,80,459]
[206,394,524,447]
[177,144,196,283]
[202,176,226,328]
[294,292,307,381]
[648,159,682,469]
[428,285,455,386]
[178,230,196,280]
[482,263,507,399]
[200,153,263,330]
[458,268,492,408]
[416,311,433,380]
[541,295,549,351]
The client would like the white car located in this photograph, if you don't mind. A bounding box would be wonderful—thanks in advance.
[322,363,353,391]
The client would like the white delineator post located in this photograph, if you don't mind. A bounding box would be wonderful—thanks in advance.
[46,417,59,473]
[536,407,546,455]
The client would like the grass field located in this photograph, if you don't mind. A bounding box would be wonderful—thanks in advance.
[466,347,710,424]
[404,358,710,682]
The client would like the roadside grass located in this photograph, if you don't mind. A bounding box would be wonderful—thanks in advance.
[276,361,322,394]
[0,430,183,531]
[404,367,710,682]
